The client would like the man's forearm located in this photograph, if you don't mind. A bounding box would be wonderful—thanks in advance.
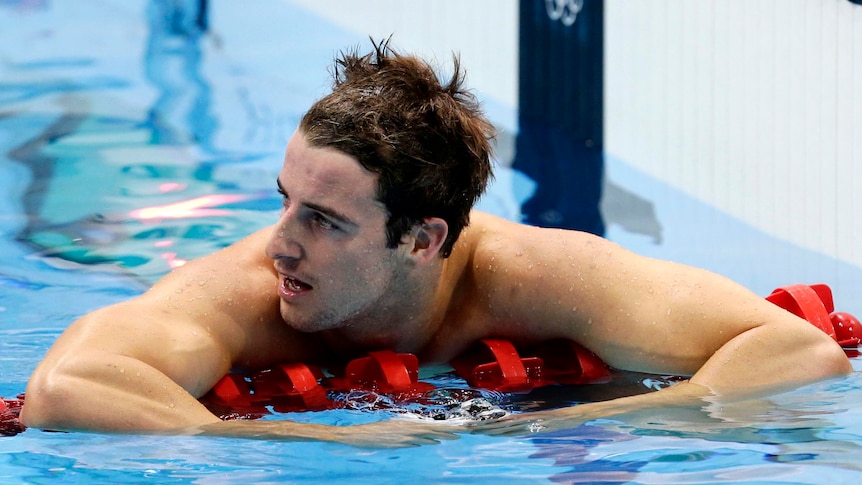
[21,352,221,432]
[689,319,851,397]
[480,318,851,437]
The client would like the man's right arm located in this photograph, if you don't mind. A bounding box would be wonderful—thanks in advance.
[20,227,301,432]
[21,301,230,431]
[20,228,459,446]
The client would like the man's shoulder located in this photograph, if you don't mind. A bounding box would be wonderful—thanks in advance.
[457,210,622,275]
[462,210,519,241]
[462,211,574,250]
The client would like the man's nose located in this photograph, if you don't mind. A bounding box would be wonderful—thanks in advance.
[265,210,303,262]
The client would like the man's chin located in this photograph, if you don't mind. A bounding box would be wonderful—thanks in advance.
[280,307,331,334]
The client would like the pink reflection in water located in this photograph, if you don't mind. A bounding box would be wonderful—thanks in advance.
[161,251,188,269]
[129,194,248,220]
[159,182,188,193]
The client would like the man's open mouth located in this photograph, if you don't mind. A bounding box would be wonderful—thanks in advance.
[285,276,313,292]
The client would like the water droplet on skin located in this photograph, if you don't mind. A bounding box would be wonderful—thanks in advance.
[119,368,125,374]
[175,288,183,294]
[515,250,523,257]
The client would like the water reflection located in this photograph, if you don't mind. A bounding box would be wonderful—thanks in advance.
[129,193,248,220]
[144,0,215,149]
[5,0,276,283]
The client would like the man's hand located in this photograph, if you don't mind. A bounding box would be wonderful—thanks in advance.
[472,381,713,437]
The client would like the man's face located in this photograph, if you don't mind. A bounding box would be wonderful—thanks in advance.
[265,131,411,335]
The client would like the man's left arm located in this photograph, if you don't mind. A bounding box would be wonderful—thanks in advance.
[469,214,851,432]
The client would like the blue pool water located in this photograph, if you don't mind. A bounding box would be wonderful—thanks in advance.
[3,1,862,483]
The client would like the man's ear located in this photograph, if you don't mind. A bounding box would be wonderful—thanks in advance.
[409,217,448,264]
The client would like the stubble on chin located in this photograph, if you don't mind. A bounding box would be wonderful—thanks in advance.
[279,302,338,334]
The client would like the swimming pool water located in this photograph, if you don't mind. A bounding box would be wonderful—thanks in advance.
[2,1,862,483]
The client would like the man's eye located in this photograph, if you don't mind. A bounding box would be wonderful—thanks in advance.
[313,214,337,230]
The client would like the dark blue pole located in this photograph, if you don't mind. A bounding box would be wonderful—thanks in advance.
[513,0,604,235]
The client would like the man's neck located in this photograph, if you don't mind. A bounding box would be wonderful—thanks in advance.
[319,260,448,357]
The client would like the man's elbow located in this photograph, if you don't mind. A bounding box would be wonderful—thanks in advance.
[810,334,853,378]
[20,366,81,430]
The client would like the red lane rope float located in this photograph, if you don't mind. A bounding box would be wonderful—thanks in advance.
[1,395,26,437]
[450,339,536,392]
[3,283,860,434]
[766,283,862,348]
[342,350,421,392]
[202,339,613,419]
[449,338,611,392]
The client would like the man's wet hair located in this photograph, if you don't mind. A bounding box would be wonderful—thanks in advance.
[299,38,495,257]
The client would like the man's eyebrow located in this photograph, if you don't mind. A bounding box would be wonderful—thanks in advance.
[275,178,357,227]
